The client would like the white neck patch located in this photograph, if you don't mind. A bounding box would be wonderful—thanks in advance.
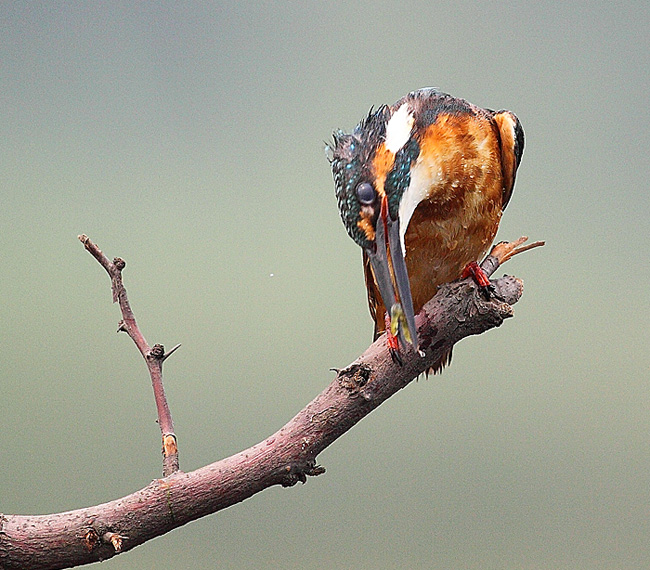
[397,156,442,256]
[384,103,414,154]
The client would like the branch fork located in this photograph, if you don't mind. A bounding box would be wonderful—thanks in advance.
[0,235,543,570]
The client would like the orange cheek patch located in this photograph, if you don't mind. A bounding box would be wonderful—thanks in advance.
[371,143,396,196]
[357,216,376,242]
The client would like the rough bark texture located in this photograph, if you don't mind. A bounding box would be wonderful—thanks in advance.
[0,246,529,570]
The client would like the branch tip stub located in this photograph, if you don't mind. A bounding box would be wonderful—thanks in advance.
[148,344,165,360]
[113,257,126,270]
[280,461,327,487]
[81,527,100,552]
[102,532,127,553]
[306,463,326,477]
[162,433,178,457]
[338,363,372,391]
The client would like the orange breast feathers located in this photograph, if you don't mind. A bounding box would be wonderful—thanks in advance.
[365,112,507,334]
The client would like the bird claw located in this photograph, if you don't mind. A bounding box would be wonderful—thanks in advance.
[480,283,506,303]
[462,261,504,302]
[389,346,404,366]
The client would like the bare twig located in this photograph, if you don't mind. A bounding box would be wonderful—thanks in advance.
[77,234,179,476]
[0,237,541,570]
[489,236,545,265]
[478,236,544,281]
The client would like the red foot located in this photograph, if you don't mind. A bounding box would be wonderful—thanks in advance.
[461,261,491,288]
[385,312,403,365]
[462,260,501,300]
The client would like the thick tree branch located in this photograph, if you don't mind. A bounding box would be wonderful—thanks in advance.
[0,237,542,570]
[78,234,179,476]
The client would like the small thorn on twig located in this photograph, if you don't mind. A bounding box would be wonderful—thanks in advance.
[102,532,127,553]
[117,320,127,333]
[162,343,182,362]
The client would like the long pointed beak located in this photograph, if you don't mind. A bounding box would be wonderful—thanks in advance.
[366,197,418,350]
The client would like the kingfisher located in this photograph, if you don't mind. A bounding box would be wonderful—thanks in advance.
[330,88,524,365]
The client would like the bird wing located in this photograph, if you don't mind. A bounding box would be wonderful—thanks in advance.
[492,110,525,211]
[362,249,384,340]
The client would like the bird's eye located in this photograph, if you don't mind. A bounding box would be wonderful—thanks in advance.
[356,182,376,205]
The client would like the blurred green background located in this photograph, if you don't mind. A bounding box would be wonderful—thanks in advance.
[2,1,649,568]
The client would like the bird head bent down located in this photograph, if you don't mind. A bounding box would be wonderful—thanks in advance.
[330,101,421,349]
[329,88,524,354]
